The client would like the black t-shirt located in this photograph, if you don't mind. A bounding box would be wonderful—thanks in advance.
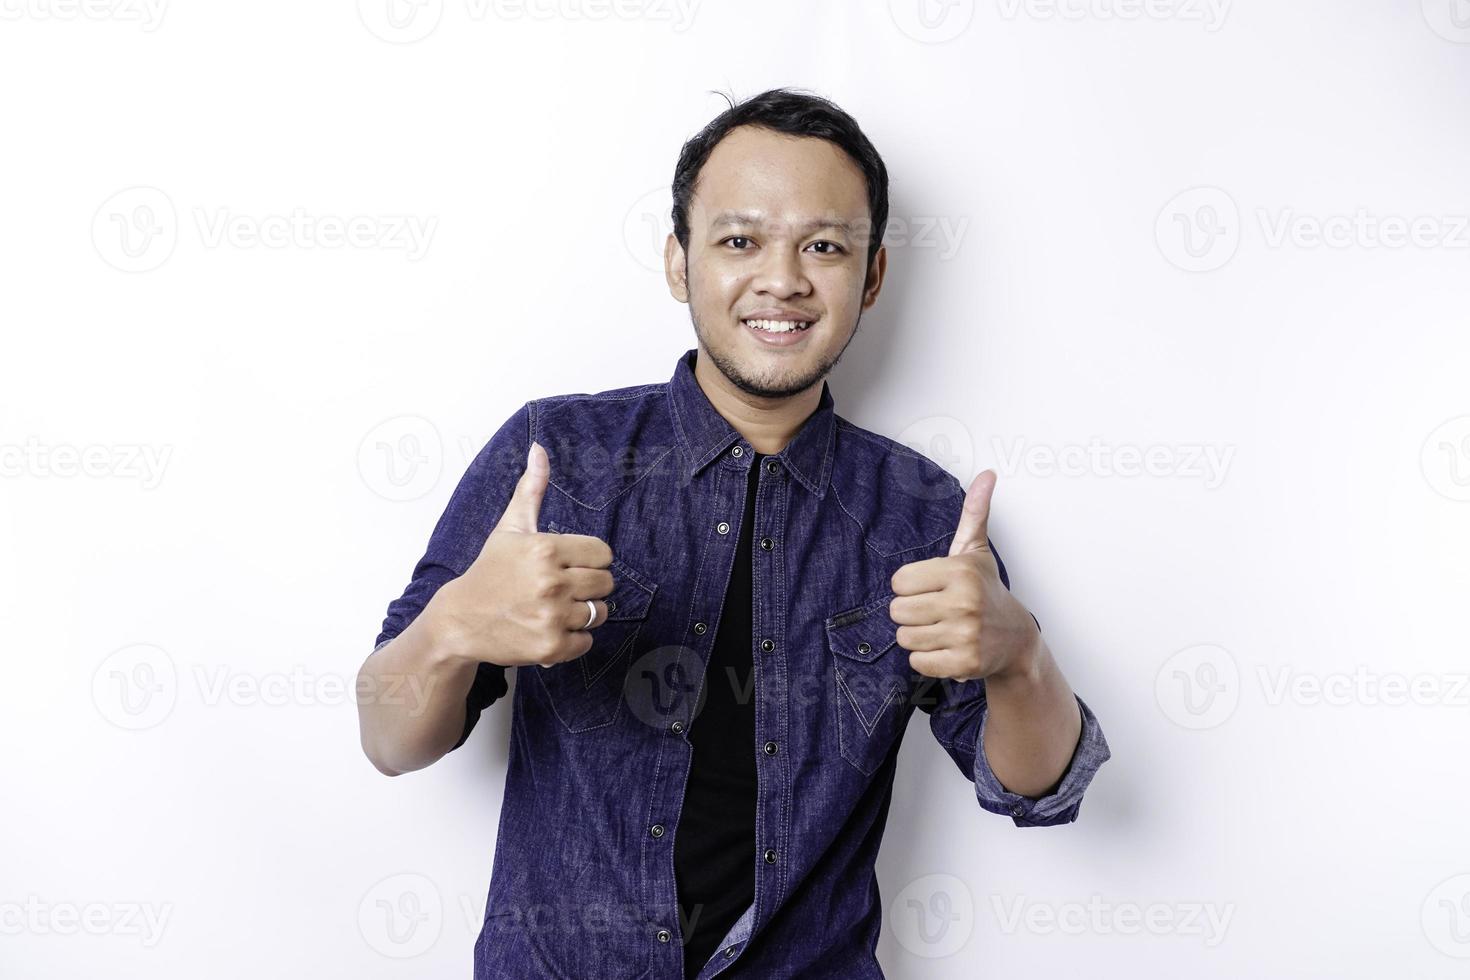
[673,450,762,977]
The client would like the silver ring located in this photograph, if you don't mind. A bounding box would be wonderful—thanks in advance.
[579,599,597,631]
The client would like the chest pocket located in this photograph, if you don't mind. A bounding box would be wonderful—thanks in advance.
[825,590,912,776]
[536,519,658,733]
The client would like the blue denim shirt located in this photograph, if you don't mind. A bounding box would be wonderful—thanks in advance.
[375,347,1111,979]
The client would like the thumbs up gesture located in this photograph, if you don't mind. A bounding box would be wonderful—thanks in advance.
[888,470,1043,684]
[426,441,616,669]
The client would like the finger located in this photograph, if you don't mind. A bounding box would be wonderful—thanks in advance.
[565,566,616,601]
[894,621,950,653]
[888,592,945,627]
[549,532,614,570]
[906,648,976,679]
[948,469,997,558]
[559,597,609,633]
[499,441,550,535]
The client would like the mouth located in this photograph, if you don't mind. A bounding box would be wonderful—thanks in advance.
[741,317,814,335]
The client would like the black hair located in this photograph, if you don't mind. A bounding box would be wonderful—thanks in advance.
[671,87,890,272]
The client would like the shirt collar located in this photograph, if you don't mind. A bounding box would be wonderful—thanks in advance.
[666,347,836,499]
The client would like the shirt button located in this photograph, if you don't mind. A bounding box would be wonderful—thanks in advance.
[857,642,871,655]
[724,946,737,957]
[1010,804,1025,817]
[606,599,617,613]
[763,741,777,755]
[717,521,730,535]
[656,928,672,943]
[650,824,664,838]
[759,537,774,551]
[694,622,708,635]
[763,849,778,864]
[731,445,743,457]
[670,721,684,735]
[764,459,778,473]
[760,639,774,653]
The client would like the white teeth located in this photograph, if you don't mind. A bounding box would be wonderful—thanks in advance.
[745,318,810,333]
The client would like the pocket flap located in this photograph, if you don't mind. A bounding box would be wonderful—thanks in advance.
[824,591,900,663]
[546,520,655,622]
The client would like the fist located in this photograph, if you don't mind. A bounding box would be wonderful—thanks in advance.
[888,470,1041,683]
[427,441,616,669]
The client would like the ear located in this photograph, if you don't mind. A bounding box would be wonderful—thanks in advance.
[665,233,689,302]
[861,243,887,310]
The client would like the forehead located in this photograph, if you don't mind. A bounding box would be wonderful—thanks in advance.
[689,125,870,227]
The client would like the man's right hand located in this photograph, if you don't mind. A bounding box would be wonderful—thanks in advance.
[426,440,615,669]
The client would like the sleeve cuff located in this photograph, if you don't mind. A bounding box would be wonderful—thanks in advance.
[973,693,1110,828]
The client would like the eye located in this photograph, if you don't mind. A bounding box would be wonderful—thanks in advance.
[722,236,753,250]
[807,241,844,255]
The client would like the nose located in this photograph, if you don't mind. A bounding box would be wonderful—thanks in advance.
[752,242,811,300]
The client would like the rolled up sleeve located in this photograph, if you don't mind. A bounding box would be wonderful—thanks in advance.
[971,693,1110,827]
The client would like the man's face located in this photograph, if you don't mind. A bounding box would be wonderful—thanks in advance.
[666,124,886,399]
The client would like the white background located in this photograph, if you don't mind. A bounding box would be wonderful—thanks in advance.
[3,1,1469,977]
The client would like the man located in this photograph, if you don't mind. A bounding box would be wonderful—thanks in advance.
[357,87,1110,980]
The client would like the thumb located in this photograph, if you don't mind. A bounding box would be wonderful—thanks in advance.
[948,469,997,557]
[495,440,549,535]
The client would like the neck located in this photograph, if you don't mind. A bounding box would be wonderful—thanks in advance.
[693,345,822,455]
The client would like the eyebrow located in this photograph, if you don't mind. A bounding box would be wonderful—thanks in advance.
[709,210,860,238]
